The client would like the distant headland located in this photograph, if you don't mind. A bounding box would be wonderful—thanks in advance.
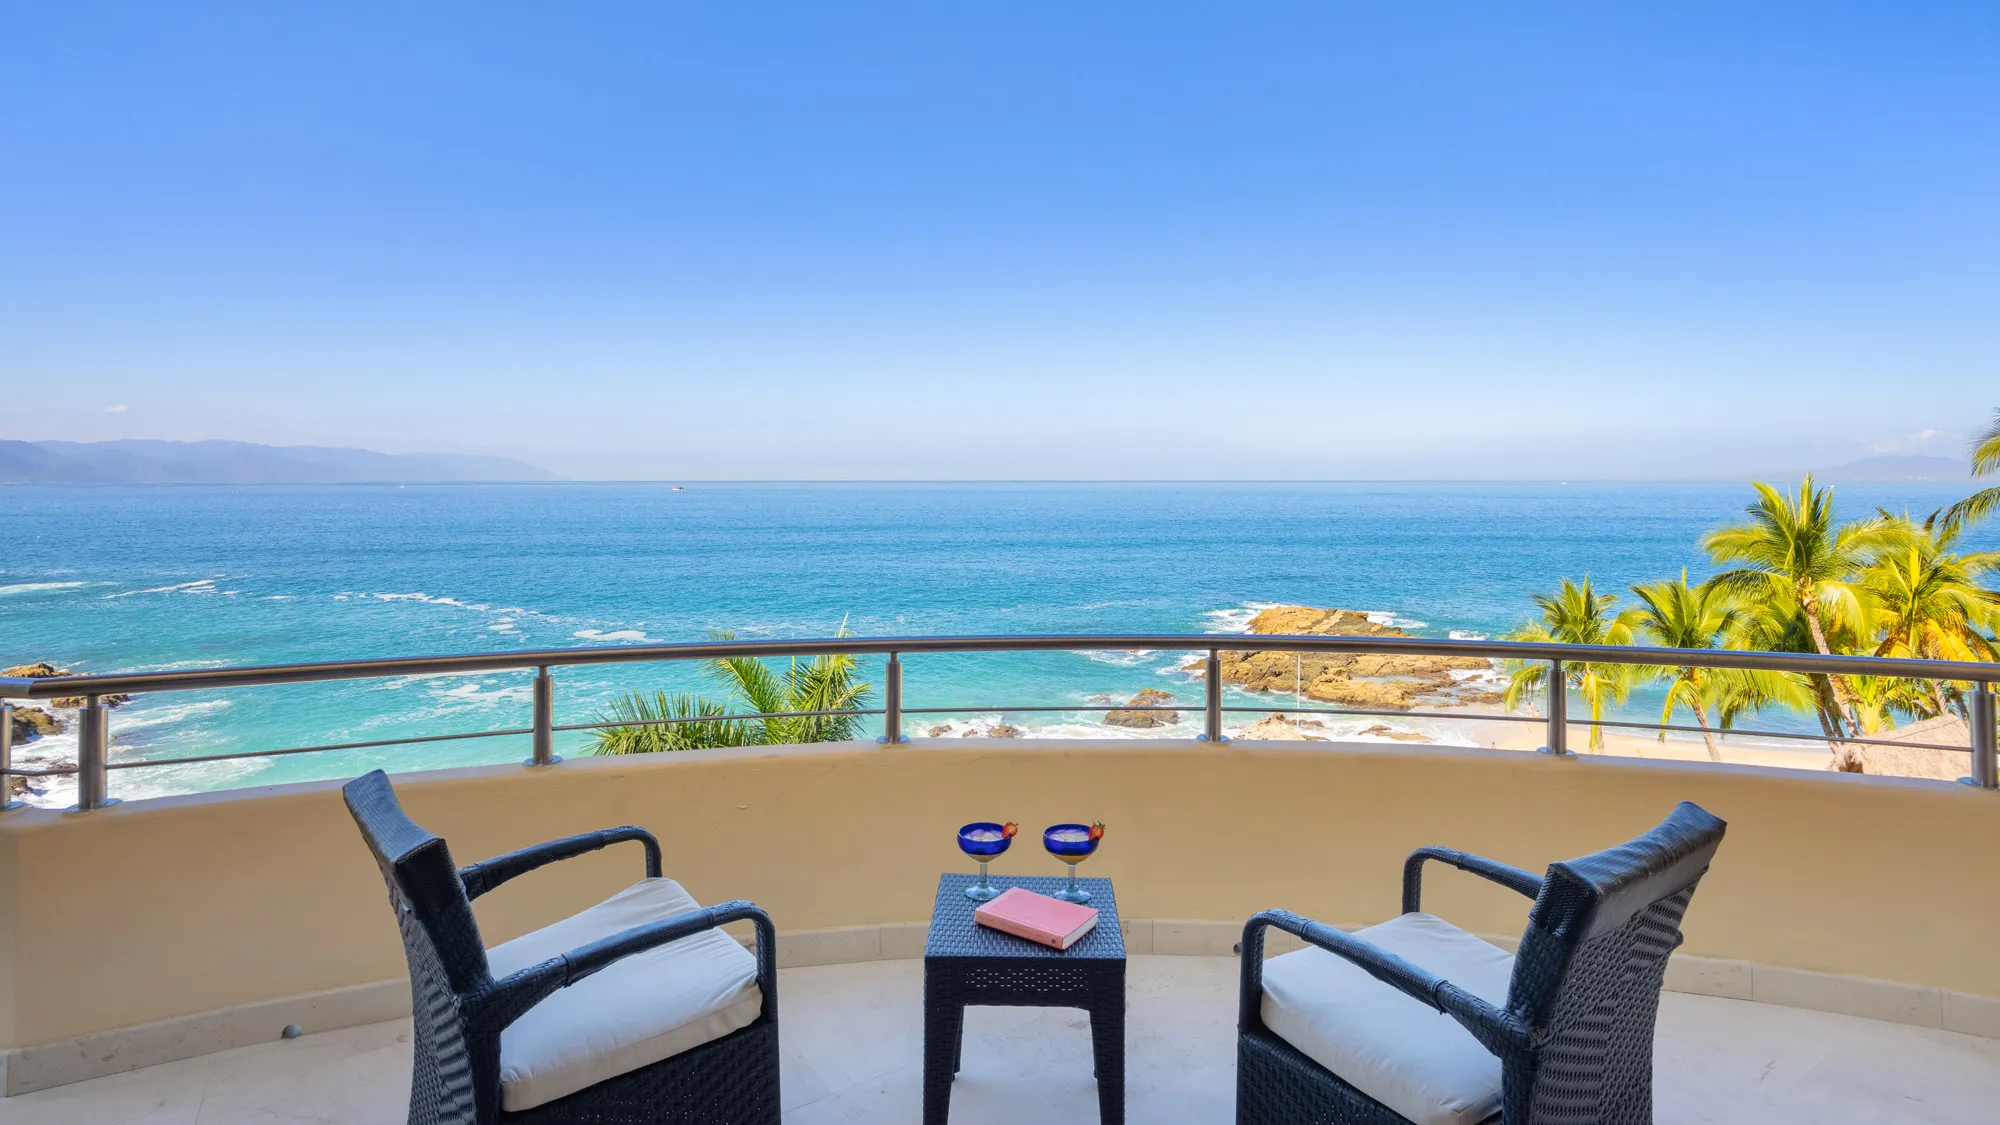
[0,439,557,484]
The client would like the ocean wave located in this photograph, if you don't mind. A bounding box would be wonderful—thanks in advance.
[1364,610,1430,630]
[1202,602,1279,634]
[575,629,649,642]
[1078,649,1158,666]
[112,699,233,731]
[433,682,533,707]
[0,581,86,596]
[104,579,218,598]
[363,592,494,611]
[1448,629,1489,641]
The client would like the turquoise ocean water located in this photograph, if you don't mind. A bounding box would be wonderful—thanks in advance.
[2,482,1990,806]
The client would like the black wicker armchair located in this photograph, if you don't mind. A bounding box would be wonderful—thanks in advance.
[1237,801,1726,1125]
[342,770,780,1125]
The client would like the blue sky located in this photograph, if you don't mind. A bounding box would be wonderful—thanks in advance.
[2,3,1996,479]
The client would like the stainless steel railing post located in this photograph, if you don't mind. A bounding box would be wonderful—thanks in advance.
[879,653,907,744]
[1961,683,1997,790]
[0,702,22,812]
[525,666,561,767]
[1538,659,1572,756]
[1201,650,1227,742]
[70,696,120,812]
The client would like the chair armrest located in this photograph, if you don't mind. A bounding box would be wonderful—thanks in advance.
[459,826,663,900]
[481,901,779,1031]
[1401,847,1543,914]
[1238,910,1525,1057]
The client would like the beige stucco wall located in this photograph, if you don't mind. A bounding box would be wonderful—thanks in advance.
[1,737,1996,1049]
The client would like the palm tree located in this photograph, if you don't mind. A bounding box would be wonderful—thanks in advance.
[1501,577,1642,752]
[1699,476,1889,735]
[592,628,873,754]
[1859,511,2000,717]
[1630,572,1734,760]
[1941,409,2000,533]
[592,692,757,754]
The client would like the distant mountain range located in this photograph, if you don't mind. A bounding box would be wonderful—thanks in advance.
[1808,455,1972,483]
[0,440,558,484]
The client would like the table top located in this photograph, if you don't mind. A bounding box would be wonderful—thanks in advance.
[926,873,1125,961]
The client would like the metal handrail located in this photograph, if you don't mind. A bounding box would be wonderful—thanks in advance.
[3,633,1995,700]
[2,632,1994,811]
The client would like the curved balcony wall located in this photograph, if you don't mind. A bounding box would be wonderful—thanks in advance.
[0,737,1996,1090]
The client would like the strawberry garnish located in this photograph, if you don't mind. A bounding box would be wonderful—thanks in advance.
[1002,822,1019,839]
[1089,822,1106,841]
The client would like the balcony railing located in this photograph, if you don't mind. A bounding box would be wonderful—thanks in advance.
[2,633,1995,812]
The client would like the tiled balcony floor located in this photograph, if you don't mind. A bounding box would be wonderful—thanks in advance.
[6,956,1998,1124]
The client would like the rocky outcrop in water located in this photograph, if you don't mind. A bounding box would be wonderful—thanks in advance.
[1105,688,1179,728]
[1236,713,1329,741]
[7,705,64,742]
[2,662,131,709]
[1193,606,1496,711]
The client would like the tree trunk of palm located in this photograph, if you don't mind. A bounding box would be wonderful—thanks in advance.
[1690,698,1721,762]
[1927,678,1951,719]
[1801,598,1857,743]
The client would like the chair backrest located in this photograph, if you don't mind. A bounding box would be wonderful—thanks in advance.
[344,769,494,1125]
[1504,801,1727,1124]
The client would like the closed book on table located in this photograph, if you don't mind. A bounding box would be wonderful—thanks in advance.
[973,887,1100,950]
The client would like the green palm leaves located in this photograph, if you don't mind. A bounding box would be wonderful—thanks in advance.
[1942,409,2000,535]
[1508,464,2000,766]
[1501,577,1641,752]
[1699,476,1891,739]
[591,629,873,755]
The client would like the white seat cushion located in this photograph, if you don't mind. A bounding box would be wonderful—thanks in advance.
[1261,912,1515,1125]
[486,877,763,1112]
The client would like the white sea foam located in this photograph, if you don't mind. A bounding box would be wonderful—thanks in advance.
[1448,629,1489,641]
[112,699,233,731]
[433,682,533,707]
[1078,649,1158,666]
[1202,602,1279,634]
[365,593,494,610]
[1364,610,1429,630]
[0,581,86,595]
[575,629,649,642]
[104,579,218,598]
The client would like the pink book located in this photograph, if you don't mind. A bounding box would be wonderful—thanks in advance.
[974,887,1100,950]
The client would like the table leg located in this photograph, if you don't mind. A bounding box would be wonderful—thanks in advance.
[924,998,962,1125]
[1089,1000,1125,1125]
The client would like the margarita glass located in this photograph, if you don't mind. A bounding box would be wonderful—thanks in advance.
[1043,822,1103,904]
[957,821,1017,901]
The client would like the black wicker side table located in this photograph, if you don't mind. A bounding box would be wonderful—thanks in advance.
[924,873,1126,1125]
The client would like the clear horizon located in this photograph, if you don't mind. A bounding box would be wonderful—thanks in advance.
[4,4,1996,480]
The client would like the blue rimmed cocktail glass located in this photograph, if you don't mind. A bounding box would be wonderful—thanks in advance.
[958,822,1016,901]
[1043,823,1102,904]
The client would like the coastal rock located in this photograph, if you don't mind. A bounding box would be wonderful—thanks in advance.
[962,725,1022,738]
[1205,605,1499,711]
[3,662,130,708]
[1104,689,1179,728]
[927,724,954,738]
[1237,713,1329,741]
[1305,676,1427,710]
[7,705,64,741]
[1360,723,1430,743]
